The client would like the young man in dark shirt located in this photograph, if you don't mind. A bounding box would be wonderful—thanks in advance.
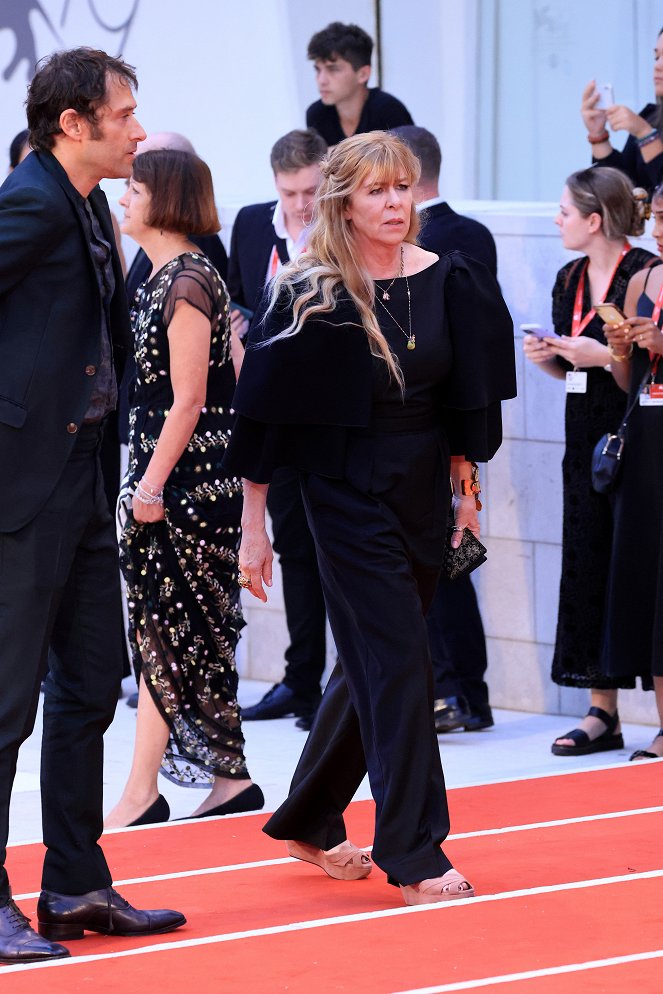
[305,21,413,146]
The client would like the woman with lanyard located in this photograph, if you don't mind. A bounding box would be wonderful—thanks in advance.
[603,183,663,760]
[523,166,655,758]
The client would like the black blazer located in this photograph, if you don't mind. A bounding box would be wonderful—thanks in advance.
[0,151,131,532]
[226,201,289,312]
[418,202,498,278]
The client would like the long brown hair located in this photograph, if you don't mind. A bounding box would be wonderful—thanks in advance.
[266,131,421,381]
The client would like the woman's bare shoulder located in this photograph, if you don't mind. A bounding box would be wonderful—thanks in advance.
[404,243,439,276]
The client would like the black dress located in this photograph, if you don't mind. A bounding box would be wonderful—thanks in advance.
[225,254,515,885]
[121,252,249,785]
[601,289,663,682]
[550,248,656,689]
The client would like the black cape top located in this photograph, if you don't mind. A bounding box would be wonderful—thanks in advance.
[224,251,516,483]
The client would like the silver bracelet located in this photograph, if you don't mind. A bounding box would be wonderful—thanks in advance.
[135,480,164,505]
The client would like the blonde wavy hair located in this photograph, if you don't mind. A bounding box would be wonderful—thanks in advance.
[265,130,421,381]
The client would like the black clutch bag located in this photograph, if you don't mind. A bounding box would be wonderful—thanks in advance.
[443,524,487,581]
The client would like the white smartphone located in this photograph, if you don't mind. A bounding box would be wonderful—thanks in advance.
[595,82,615,109]
[520,323,560,340]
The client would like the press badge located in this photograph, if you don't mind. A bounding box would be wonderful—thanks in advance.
[639,383,663,406]
[566,371,587,394]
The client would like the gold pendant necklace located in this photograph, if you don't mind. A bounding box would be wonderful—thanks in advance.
[375,269,415,350]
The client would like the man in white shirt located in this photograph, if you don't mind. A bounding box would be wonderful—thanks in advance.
[227,130,330,730]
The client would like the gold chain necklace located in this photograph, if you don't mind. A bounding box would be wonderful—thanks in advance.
[375,270,415,350]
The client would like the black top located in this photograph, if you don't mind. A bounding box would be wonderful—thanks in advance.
[417,202,497,278]
[306,88,413,146]
[593,104,663,196]
[125,234,228,302]
[223,251,515,482]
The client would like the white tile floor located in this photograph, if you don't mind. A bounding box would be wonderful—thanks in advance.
[8,676,660,846]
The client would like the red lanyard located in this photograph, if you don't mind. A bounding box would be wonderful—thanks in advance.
[571,242,631,337]
[649,278,663,378]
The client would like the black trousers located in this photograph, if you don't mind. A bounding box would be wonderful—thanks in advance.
[426,574,490,714]
[0,425,123,902]
[267,467,326,701]
[265,446,452,886]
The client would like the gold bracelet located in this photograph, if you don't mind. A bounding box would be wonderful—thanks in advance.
[607,343,633,363]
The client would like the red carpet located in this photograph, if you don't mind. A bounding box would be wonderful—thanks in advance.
[2,763,661,992]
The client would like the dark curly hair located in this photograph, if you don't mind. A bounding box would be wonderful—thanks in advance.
[26,47,137,153]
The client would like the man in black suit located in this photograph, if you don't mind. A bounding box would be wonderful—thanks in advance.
[228,129,328,731]
[0,48,185,964]
[306,22,413,146]
[394,125,496,734]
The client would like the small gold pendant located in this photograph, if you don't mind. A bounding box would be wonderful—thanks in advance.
[382,291,390,300]
[407,336,416,350]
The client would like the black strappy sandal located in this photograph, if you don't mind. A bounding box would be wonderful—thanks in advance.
[629,729,663,761]
[551,705,624,756]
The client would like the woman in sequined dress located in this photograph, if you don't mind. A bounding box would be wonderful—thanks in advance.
[105,150,262,827]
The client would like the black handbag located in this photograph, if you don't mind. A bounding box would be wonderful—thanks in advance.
[591,365,651,494]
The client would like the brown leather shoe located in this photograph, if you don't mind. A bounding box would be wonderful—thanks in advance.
[37,887,186,941]
[0,898,69,963]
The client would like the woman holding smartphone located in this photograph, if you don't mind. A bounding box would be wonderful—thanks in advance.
[602,184,663,759]
[523,167,655,757]
[581,27,663,196]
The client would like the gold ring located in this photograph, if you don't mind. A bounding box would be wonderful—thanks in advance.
[238,574,252,589]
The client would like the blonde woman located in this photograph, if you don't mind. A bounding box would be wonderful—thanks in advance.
[224,132,515,906]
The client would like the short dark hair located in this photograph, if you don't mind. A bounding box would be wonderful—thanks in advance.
[270,129,327,174]
[391,126,441,184]
[132,149,220,236]
[26,47,138,153]
[307,22,373,70]
[9,129,29,169]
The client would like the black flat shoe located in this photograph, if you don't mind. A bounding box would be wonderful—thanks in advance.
[551,705,624,756]
[128,794,170,827]
[434,696,471,733]
[241,683,318,721]
[182,783,265,819]
[37,887,186,941]
[630,728,663,761]
[0,899,69,964]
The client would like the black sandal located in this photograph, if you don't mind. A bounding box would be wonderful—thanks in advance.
[629,729,663,761]
[551,706,623,756]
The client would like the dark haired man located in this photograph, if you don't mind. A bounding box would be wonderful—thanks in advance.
[0,47,185,964]
[393,125,496,733]
[228,129,328,731]
[306,21,413,146]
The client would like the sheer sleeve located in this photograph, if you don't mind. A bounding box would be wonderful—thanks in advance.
[163,259,227,326]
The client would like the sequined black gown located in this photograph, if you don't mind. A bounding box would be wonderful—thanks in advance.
[121,252,248,785]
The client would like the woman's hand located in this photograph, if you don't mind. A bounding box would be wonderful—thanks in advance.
[451,495,479,548]
[581,80,608,136]
[238,524,273,602]
[523,333,557,364]
[132,494,165,523]
[605,105,651,138]
[545,334,610,367]
[621,315,663,355]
